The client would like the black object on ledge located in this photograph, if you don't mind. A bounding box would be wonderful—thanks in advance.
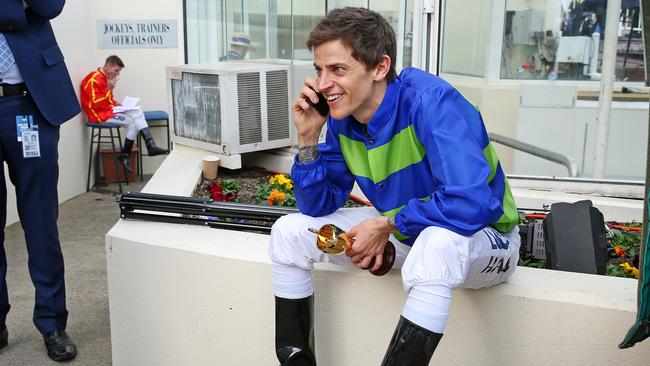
[116,192,298,233]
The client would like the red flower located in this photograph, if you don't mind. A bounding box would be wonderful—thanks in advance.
[211,191,226,201]
[225,192,237,202]
[210,184,224,194]
[212,189,237,202]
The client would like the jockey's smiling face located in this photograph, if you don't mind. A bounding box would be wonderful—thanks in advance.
[313,39,390,124]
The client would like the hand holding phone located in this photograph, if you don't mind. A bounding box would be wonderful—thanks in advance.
[305,89,329,117]
[292,80,328,147]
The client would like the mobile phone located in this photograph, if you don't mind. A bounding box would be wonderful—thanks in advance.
[306,89,329,117]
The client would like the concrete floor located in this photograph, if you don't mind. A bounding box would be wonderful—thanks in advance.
[0,179,147,365]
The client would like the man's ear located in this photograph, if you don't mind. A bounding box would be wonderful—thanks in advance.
[373,55,391,81]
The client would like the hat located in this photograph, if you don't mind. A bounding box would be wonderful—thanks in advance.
[229,32,258,49]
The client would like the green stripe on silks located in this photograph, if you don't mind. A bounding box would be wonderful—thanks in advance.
[484,144,519,233]
[491,181,519,233]
[483,143,499,183]
[339,125,425,184]
[618,190,650,348]
[381,206,408,241]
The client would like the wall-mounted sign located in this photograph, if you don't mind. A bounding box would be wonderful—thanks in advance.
[97,20,177,49]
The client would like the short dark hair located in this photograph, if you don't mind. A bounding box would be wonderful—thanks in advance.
[307,7,397,82]
[105,55,124,68]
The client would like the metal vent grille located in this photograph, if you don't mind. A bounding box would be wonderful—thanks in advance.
[171,73,221,144]
[532,220,546,260]
[266,70,290,141]
[237,72,262,145]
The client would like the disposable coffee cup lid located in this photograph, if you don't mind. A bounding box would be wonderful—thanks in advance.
[203,155,220,162]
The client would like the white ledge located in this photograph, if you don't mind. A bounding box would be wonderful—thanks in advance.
[107,144,650,365]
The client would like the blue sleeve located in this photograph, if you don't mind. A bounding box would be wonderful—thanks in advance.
[0,1,64,28]
[25,1,66,19]
[291,121,356,217]
[0,1,28,29]
[394,85,504,237]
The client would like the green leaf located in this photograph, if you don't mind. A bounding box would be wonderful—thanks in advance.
[220,179,240,195]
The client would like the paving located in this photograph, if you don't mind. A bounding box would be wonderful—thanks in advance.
[0,179,148,366]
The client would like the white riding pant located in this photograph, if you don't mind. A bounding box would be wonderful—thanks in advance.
[106,107,148,140]
[269,207,520,333]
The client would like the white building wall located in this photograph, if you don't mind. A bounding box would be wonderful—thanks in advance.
[4,0,183,227]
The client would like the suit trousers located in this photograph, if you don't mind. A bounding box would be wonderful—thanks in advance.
[0,91,67,334]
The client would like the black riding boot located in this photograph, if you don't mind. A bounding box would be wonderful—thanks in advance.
[140,127,169,156]
[381,316,442,366]
[117,138,134,173]
[275,296,316,366]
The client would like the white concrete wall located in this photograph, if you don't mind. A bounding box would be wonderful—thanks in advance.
[107,229,650,365]
[515,99,648,180]
[5,0,183,226]
[106,145,649,365]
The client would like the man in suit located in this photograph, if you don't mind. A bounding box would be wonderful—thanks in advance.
[0,0,78,362]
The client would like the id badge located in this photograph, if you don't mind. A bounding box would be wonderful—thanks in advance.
[15,115,40,158]
[22,130,41,158]
[16,115,33,142]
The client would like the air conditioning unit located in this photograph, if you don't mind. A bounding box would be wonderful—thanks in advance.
[167,62,292,167]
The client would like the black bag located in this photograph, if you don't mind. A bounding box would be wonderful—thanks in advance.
[542,200,608,275]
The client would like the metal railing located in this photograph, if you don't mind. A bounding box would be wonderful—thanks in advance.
[489,132,579,177]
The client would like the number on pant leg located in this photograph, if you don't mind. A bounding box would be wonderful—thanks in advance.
[480,256,511,274]
[484,230,510,250]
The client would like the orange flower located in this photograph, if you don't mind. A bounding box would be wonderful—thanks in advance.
[267,189,286,206]
[614,245,626,257]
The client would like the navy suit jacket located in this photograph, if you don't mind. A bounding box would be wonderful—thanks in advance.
[0,0,79,125]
